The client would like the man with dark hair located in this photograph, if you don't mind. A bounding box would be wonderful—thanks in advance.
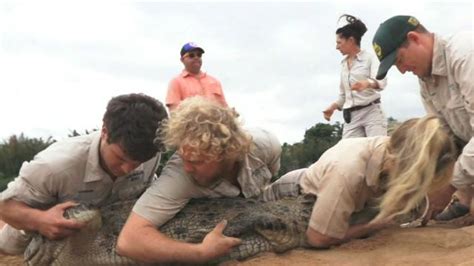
[165,42,227,111]
[0,93,167,255]
[372,15,473,222]
[323,14,387,138]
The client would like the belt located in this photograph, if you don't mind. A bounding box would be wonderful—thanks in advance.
[344,98,381,113]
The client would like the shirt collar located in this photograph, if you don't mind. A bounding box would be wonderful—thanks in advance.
[341,49,364,64]
[180,69,205,78]
[430,34,448,77]
[83,132,110,183]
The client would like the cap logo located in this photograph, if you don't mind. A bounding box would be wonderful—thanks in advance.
[373,42,382,59]
[408,17,419,27]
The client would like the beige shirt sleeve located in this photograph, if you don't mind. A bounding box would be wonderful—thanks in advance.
[132,154,203,227]
[306,165,360,239]
[369,54,387,90]
[450,33,474,188]
[335,75,346,109]
[256,129,282,176]
[0,160,57,208]
[420,86,453,135]
[132,175,194,227]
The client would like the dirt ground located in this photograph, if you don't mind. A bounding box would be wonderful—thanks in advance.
[2,224,473,266]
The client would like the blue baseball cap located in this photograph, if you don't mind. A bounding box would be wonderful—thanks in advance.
[180,42,205,56]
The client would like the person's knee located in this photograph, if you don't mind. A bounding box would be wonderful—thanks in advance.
[0,224,32,255]
[455,188,472,205]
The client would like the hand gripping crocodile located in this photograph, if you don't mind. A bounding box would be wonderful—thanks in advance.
[24,194,427,265]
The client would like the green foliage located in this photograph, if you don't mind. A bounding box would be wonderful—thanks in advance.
[0,120,396,191]
[68,129,98,137]
[156,150,175,176]
[387,116,401,135]
[0,134,55,191]
[0,177,13,192]
[278,122,342,178]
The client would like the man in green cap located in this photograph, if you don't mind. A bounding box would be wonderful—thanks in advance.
[372,15,473,223]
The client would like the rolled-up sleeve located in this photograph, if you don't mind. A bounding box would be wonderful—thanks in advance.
[0,161,56,208]
[132,176,191,227]
[451,44,474,188]
[420,86,453,136]
[132,154,199,227]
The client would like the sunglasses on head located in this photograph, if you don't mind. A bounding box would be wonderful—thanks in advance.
[184,52,202,59]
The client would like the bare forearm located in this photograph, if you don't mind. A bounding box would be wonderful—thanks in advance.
[117,222,206,263]
[0,200,42,231]
[343,222,384,241]
[329,102,340,111]
[307,222,386,248]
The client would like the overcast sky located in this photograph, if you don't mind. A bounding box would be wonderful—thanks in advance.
[0,1,472,145]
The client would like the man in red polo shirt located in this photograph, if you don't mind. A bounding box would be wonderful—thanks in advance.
[166,42,228,111]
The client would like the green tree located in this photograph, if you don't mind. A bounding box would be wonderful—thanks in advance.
[0,134,55,191]
[387,117,401,135]
[278,122,342,178]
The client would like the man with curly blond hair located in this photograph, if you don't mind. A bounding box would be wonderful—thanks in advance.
[117,96,282,264]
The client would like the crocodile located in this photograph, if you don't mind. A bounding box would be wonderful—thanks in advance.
[24,194,316,265]
[23,193,426,265]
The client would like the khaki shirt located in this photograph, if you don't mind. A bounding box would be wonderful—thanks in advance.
[300,136,388,239]
[419,32,474,189]
[0,132,160,209]
[336,50,387,109]
[133,128,282,227]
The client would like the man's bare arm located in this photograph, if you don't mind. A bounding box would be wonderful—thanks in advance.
[0,199,84,239]
[116,211,241,264]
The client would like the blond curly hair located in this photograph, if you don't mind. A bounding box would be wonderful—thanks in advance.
[160,96,252,162]
[373,116,457,223]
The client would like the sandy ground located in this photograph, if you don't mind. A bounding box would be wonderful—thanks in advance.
[2,223,473,266]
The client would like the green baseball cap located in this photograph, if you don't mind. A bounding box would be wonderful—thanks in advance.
[372,15,420,79]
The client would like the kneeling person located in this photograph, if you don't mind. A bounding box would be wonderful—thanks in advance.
[264,116,457,248]
[0,93,167,255]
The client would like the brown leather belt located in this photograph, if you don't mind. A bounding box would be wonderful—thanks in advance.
[344,98,381,113]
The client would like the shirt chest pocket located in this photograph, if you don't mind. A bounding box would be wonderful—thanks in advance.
[72,182,111,205]
[350,63,371,80]
[114,172,150,201]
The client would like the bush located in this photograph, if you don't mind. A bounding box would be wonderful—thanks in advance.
[0,176,13,192]
[277,122,342,179]
[0,134,55,191]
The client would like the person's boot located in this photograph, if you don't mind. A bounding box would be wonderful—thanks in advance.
[435,197,470,221]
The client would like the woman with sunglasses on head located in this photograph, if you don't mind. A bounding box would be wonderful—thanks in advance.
[323,14,387,138]
[165,42,228,111]
[262,116,458,248]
